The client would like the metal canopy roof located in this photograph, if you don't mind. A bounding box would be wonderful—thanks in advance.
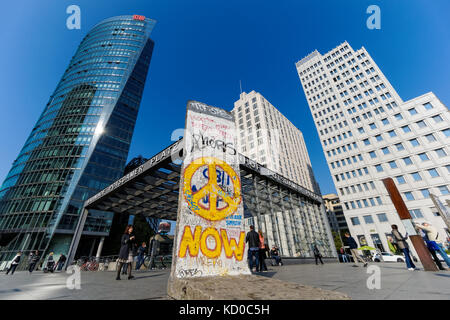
[84,138,323,220]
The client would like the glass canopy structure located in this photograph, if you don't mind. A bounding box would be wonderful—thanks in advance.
[67,139,337,264]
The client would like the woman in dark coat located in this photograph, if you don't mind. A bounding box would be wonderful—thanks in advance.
[116,225,136,280]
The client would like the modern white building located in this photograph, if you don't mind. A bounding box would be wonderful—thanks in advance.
[295,41,450,256]
[232,90,320,194]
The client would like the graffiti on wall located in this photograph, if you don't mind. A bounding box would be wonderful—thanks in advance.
[170,101,250,278]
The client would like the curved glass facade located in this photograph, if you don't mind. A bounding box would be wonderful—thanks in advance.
[0,15,156,266]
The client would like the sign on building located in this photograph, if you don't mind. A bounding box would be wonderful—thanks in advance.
[170,101,250,278]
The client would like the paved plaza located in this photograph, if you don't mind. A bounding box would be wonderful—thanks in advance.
[1,262,449,300]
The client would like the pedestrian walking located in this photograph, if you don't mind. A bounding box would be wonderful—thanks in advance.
[116,225,136,280]
[391,224,416,271]
[56,254,67,271]
[257,230,268,272]
[313,244,324,265]
[46,252,55,273]
[6,252,22,275]
[28,250,40,273]
[344,232,368,267]
[245,225,260,272]
[415,222,450,268]
[136,242,147,270]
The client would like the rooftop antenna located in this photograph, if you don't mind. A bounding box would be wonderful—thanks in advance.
[239,80,243,94]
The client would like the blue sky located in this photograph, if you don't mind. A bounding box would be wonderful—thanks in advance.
[0,0,449,196]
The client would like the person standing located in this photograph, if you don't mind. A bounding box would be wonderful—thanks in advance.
[56,254,67,271]
[116,225,136,280]
[313,244,324,265]
[391,224,416,271]
[245,225,260,272]
[46,252,55,273]
[415,222,450,268]
[257,230,268,272]
[344,232,368,267]
[135,242,147,270]
[28,250,40,273]
[6,252,22,275]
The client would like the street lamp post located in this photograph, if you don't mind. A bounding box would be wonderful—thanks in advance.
[382,178,438,271]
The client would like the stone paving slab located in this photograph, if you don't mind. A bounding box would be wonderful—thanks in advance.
[168,274,350,300]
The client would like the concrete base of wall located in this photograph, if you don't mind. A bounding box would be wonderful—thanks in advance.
[167,274,350,300]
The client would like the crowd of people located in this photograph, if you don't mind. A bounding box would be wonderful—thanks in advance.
[245,225,284,272]
[4,250,67,275]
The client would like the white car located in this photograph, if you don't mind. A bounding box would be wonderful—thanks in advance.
[373,252,405,262]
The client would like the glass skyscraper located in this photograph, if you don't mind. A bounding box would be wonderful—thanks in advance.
[0,15,156,267]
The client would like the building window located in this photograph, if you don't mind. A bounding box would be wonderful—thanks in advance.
[418,152,429,161]
[394,113,403,120]
[381,118,389,125]
[409,209,424,219]
[416,120,427,128]
[404,192,415,201]
[363,138,370,145]
[396,175,406,184]
[409,138,420,147]
[438,185,449,195]
[425,134,436,142]
[401,125,411,133]
[442,128,450,137]
[376,213,388,222]
[375,134,383,142]
[411,172,422,181]
[428,168,440,178]
[363,215,374,224]
[375,164,383,172]
[388,130,397,137]
[423,102,433,110]
[350,217,360,225]
[395,143,405,151]
[388,160,398,169]
[408,108,418,115]
[420,189,430,198]
[369,151,377,158]
[403,157,413,165]
[381,147,390,155]
[432,115,443,123]
[435,148,447,158]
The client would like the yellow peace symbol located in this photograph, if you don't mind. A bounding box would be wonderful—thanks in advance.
[183,157,241,221]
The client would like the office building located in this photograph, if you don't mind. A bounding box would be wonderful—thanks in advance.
[0,15,156,267]
[232,91,320,194]
[296,41,450,255]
